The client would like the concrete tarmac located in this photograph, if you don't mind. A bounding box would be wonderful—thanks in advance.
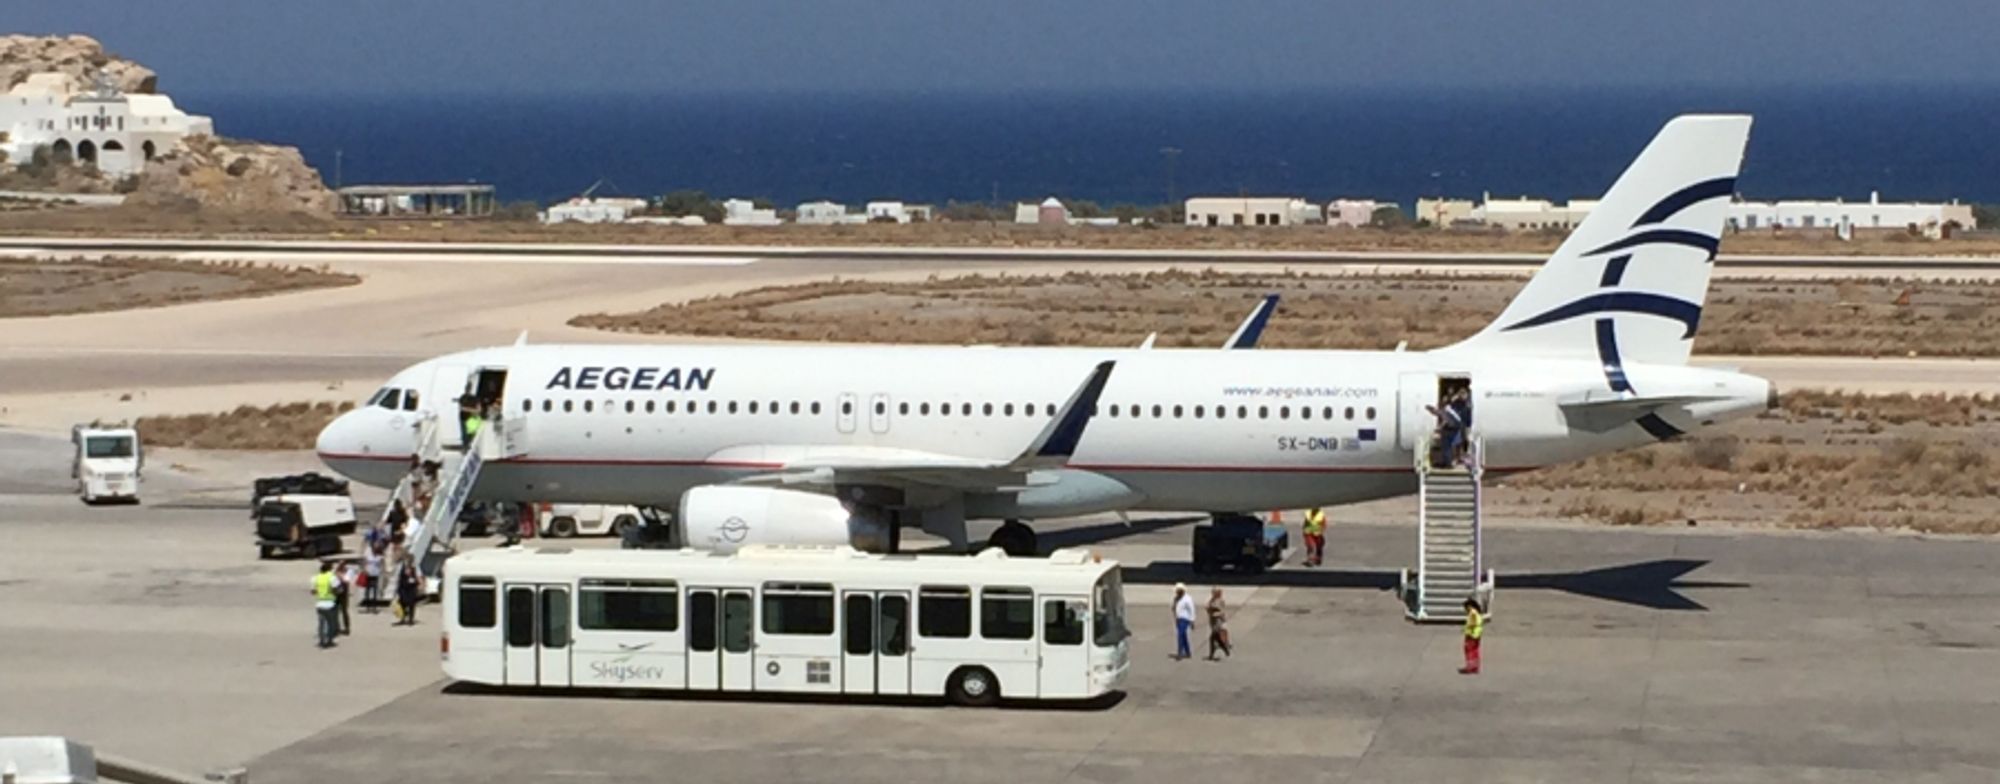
[4,427,1996,782]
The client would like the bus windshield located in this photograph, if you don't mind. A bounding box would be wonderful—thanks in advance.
[85,436,135,459]
[1092,571,1128,646]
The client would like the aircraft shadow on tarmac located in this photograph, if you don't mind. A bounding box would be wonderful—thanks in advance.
[1123,558,1748,611]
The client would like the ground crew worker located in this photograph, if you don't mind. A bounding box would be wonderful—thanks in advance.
[1302,507,1328,567]
[312,561,339,649]
[460,397,485,447]
[1459,598,1485,674]
[1172,583,1195,660]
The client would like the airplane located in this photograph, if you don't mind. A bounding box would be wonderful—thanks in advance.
[317,114,1771,556]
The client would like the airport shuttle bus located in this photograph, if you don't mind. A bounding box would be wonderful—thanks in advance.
[442,545,1131,705]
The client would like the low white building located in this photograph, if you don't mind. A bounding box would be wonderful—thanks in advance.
[1475,195,1597,231]
[1185,196,1319,227]
[1415,198,1477,227]
[721,198,780,226]
[542,196,648,224]
[865,201,933,223]
[1728,193,1976,233]
[0,72,213,177]
[1327,199,1382,228]
[797,200,865,225]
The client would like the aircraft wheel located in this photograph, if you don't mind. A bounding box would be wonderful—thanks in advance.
[548,516,578,538]
[988,521,1038,557]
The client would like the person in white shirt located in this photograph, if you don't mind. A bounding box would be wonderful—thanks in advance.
[362,544,385,613]
[1172,583,1196,660]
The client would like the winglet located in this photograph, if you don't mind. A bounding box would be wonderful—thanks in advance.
[1223,294,1280,349]
[1137,332,1158,350]
[1013,360,1116,467]
[514,330,530,346]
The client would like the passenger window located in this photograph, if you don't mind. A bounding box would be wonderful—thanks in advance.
[1173,405,1183,418]
[1003,403,1013,416]
[584,401,594,413]
[812,402,822,415]
[458,577,496,629]
[708,401,718,414]
[579,579,678,632]
[769,400,779,414]
[1237,406,1248,419]
[563,400,573,413]
[749,401,759,414]
[961,403,971,416]
[1195,405,1205,418]
[1216,406,1227,420]
[761,583,835,635]
[1044,599,1085,646]
[983,403,993,416]
[521,399,532,413]
[1280,406,1291,420]
[666,401,677,414]
[645,401,655,414]
[1367,406,1377,420]
[542,400,552,413]
[1258,406,1269,419]
[1152,405,1163,418]
[900,402,910,415]
[918,586,972,638]
[625,400,635,414]
[728,401,738,414]
[1301,406,1312,420]
[1108,405,1119,418]
[939,403,951,417]
[790,402,801,415]
[920,403,930,415]
[1345,407,1355,420]
[1323,406,1333,420]
[981,587,1035,640]
[841,401,852,415]
[875,401,886,416]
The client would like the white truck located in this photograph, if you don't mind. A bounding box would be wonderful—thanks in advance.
[72,425,142,504]
[537,503,642,538]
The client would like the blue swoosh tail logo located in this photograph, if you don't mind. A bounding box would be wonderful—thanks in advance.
[1503,292,1703,338]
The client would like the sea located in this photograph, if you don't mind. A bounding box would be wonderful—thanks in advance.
[177,85,2000,209]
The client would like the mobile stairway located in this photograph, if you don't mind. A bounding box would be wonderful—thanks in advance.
[401,414,524,588]
[1399,434,1496,622]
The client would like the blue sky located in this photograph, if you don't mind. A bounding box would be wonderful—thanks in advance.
[5,1,1995,95]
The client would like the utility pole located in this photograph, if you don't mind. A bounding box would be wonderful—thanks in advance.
[1159,147,1182,223]
[333,149,344,190]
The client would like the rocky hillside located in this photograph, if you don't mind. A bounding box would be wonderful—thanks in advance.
[0,34,156,94]
[1,33,335,215]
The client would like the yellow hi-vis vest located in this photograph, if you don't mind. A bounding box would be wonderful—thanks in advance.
[1464,608,1484,640]
[313,572,337,602]
[1303,509,1327,535]
[465,415,484,437]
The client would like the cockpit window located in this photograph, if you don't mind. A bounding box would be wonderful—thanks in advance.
[366,388,389,406]
[403,390,420,411]
[377,389,403,410]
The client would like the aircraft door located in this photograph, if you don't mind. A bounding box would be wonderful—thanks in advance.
[502,583,572,687]
[868,393,892,434]
[1039,595,1090,698]
[429,363,471,448]
[1396,372,1438,452]
[836,393,858,434]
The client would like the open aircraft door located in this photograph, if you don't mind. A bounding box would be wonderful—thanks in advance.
[1396,372,1439,452]
[427,363,471,448]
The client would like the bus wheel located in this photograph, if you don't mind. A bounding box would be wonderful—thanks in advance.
[548,516,578,538]
[987,522,1037,557]
[949,666,999,707]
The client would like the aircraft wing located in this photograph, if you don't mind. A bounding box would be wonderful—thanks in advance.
[1222,294,1280,349]
[721,361,1116,493]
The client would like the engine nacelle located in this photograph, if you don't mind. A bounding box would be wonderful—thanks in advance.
[678,486,893,553]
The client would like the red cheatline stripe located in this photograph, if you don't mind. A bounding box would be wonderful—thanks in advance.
[319,452,1536,474]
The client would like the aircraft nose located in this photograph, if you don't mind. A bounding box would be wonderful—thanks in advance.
[316,410,365,459]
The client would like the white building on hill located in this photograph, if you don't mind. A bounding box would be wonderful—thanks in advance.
[797,200,865,225]
[865,201,933,223]
[722,198,780,226]
[1475,195,1598,231]
[1327,199,1382,228]
[1184,196,1320,227]
[543,196,648,224]
[0,72,213,177]
[1727,193,1976,233]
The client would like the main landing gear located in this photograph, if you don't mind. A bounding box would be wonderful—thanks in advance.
[986,519,1039,557]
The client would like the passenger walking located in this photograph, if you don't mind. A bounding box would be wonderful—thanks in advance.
[1205,587,1233,660]
[1459,598,1485,674]
[335,560,357,635]
[394,562,422,626]
[1302,507,1328,567]
[1172,583,1195,660]
[362,543,384,612]
[311,562,339,649]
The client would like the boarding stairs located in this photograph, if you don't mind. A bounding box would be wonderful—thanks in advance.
[1400,435,1496,623]
[404,415,523,584]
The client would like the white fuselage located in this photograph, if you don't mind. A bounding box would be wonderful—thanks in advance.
[316,343,1771,517]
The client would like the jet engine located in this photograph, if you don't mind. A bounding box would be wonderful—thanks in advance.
[678,486,893,553]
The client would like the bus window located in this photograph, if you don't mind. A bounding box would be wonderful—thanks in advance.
[579,579,678,632]
[844,594,873,655]
[505,587,535,647]
[689,592,718,652]
[722,593,753,653]
[459,577,496,629]
[980,587,1034,640]
[761,583,834,635]
[1093,574,1128,646]
[541,588,570,648]
[1044,599,1085,646]
[918,586,971,638]
[879,594,909,656]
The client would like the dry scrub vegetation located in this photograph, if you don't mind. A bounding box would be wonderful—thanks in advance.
[0,256,359,317]
[576,269,2000,357]
[1501,391,2000,534]
[135,401,354,450]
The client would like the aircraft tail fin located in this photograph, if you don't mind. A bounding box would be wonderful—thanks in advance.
[1444,115,1751,368]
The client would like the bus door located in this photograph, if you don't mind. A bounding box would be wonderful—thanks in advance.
[840,591,911,696]
[687,588,756,691]
[502,583,572,687]
[1039,595,1090,699]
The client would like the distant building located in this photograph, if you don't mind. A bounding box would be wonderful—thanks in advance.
[1013,202,1039,224]
[339,184,496,219]
[1185,196,1318,227]
[1475,194,1596,231]
[1327,199,1382,228]
[543,196,648,224]
[1416,198,1477,227]
[721,198,780,226]
[1728,192,1977,233]
[866,201,932,223]
[0,72,213,178]
[797,200,864,225]
[1037,197,1070,225]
